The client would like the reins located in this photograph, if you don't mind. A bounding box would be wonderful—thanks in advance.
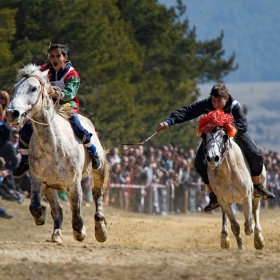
[22,74,59,126]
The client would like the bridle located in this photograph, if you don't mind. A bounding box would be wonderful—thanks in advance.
[203,127,231,167]
[21,74,59,126]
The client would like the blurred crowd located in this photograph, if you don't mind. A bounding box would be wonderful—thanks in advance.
[1,88,280,219]
[107,145,207,215]
[107,145,280,215]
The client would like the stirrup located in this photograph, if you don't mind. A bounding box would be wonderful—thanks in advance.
[13,162,30,178]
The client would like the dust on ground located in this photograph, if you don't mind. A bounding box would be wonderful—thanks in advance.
[1,198,280,280]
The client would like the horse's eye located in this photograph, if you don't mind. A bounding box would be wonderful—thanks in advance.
[31,87,37,92]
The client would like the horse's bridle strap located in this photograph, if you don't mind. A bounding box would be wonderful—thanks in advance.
[22,74,45,117]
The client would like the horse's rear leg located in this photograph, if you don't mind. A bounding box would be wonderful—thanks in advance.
[92,168,108,243]
[29,179,46,226]
[219,202,244,250]
[68,184,86,242]
[242,197,254,236]
[252,197,264,250]
[44,188,63,243]
[221,211,231,249]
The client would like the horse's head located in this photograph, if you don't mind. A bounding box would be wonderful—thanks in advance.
[198,110,237,169]
[202,127,229,169]
[7,64,50,125]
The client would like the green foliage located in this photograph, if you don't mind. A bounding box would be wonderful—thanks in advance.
[0,7,17,89]
[0,0,236,151]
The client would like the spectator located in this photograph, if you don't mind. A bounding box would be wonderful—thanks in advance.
[266,165,277,208]
[109,147,121,166]
[109,163,124,209]
[136,154,147,169]
[10,128,20,154]
[10,128,31,197]
[154,162,169,215]
[132,164,148,213]
[176,159,191,213]
[119,156,130,211]
[0,207,13,219]
[0,122,23,203]
[0,157,21,201]
[145,154,161,214]
[0,91,10,122]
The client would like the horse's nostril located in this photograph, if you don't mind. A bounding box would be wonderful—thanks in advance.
[12,110,20,118]
[206,156,210,162]
[215,156,219,162]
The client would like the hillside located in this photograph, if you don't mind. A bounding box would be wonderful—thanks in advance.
[159,0,280,83]
[198,82,280,153]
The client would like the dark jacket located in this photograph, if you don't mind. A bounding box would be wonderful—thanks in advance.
[167,95,247,137]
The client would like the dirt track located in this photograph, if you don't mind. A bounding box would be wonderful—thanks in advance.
[1,199,280,280]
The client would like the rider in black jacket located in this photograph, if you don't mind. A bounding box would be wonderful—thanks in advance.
[157,83,275,212]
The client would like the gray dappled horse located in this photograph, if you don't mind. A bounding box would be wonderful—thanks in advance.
[200,111,265,250]
[7,64,110,243]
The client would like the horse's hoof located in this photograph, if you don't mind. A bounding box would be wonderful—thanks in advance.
[52,229,63,244]
[73,226,87,242]
[95,220,107,242]
[245,228,254,236]
[30,205,47,226]
[254,234,265,250]
[221,237,231,249]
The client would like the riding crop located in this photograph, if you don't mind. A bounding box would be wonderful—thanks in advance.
[122,130,159,154]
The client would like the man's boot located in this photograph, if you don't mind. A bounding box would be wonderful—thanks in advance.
[254,183,275,200]
[204,192,219,212]
[13,161,30,178]
[88,151,101,169]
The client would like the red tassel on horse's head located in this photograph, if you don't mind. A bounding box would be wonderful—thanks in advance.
[198,110,237,138]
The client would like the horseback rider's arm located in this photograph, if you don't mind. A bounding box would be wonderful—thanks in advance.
[231,103,247,136]
[61,77,80,101]
[157,98,208,132]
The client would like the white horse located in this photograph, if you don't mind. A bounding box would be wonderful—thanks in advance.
[199,110,265,250]
[7,64,110,244]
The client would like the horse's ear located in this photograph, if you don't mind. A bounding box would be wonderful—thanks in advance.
[41,69,49,79]
[223,129,229,142]
[201,133,206,140]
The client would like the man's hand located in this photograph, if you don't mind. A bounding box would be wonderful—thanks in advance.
[48,87,61,98]
[0,169,9,178]
[157,121,169,132]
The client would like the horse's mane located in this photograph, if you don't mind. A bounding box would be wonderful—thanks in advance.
[198,110,237,138]
[17,64,52,89]
[17,64,73,120]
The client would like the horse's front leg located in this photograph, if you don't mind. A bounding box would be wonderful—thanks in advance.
[221,210,231,249]
[252,197,265,250]
[29,178,47,226]
[68,183,86,242]
[92,169,107,243]
[219,200,244,250]
[44,188,63,243]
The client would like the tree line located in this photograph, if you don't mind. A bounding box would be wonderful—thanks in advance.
[0,0,237,150]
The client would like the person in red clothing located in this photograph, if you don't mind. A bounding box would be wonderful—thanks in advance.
[13,44,100,178]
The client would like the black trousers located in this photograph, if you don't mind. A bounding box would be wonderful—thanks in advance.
[194,132,263,184]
